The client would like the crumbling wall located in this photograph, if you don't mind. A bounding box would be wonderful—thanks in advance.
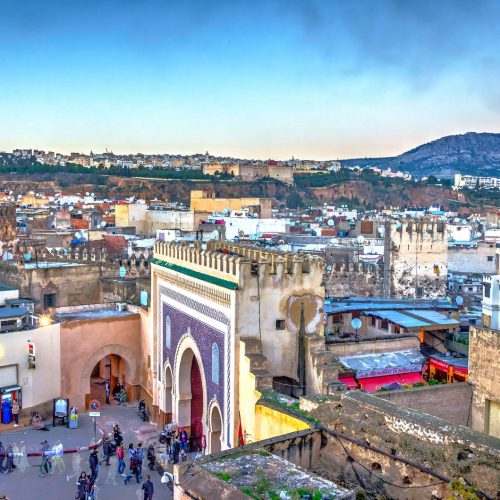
[390,221,447,299]
[309,392,500,498]
[324,262,383,298]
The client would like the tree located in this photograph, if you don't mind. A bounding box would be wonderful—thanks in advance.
[286,191,303,209]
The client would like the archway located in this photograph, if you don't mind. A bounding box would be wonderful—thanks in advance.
[88,354,128,404]
[80,344,138,410]
[177,346,205,452]
[209,403,222,454]
[164,364,173,422]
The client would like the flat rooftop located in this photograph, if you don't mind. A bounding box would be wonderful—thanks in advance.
[325,297,457,314]
[55,308,136,321]
[202,449,353,499]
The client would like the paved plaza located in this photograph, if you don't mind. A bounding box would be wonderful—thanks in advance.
[0,400,173,499]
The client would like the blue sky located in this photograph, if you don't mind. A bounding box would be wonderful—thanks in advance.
[0,0,499,159]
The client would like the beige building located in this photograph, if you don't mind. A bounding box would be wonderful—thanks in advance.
[190,190,272,218]
[115,203,207,236]
[150,240,336,453]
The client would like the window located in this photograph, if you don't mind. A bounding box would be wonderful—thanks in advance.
[371,316,376,326]
[487,256,494,262]
[275,319,286,330]
[211,343,219,384]
[43,292,56,309]
[416,287,423,298]
[484,283,491,298]
[381,319,389,330]
[165,316,171,349]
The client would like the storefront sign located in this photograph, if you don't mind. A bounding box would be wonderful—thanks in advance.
[356,366,422,378]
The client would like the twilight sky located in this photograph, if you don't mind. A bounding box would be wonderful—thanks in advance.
[0,0,499,160]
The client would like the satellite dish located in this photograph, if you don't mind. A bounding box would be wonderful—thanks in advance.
[326,265,332,271]
[2,252,13,261]
[356,235,365,245]
[351,318,362,330]
[327,219,334,227]
[24,252,32,262]
[119,266,126,278]
[100,221,106,228]
[74,231,81,238]
[455,296,464,306]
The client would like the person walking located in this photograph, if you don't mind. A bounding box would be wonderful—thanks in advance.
[40,440,52,475]
[172,437,180,465]
[113,425,123,447]
[76,471,87,499]
[89,449,99,483]
[116,444,126,477]
[147,444,155,471]
[4,443,14,474]
[85,474,96,500]
[105,381,110,405]
[136,442,144,480]
[0,441,5,473]
[11,400,19,427]
[101,436,111,466]
[52,440,65,472]
[142,474,154,500]
[18,441,30,472]
[124,453,140,485]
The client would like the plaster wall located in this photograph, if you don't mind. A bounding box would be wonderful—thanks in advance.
[59,314,142,409]
[254,404,310,442]
[0,323,61,410]
[448,242,497,275]
[326,335,420,357]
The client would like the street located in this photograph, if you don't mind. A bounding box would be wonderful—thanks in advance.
[0,401,173,500]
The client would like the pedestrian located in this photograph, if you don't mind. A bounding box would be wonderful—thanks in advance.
[172,437,180,465]
[1,399,12,424]
[86,474,96,499]
[147,444,155,470]
[105,381,110,405]
[4,443,14,473]
[40,440,52,475]
[76,471,87,499]
[89,449,99,482]
[18,441,30,472]
[52,440,65,472]
[179,427,189,455]
[165,428,173,454]
[0,441,5,473]
[101,436,111,466]
[11,400,19,427]
[136,442,144,479]
[124,454,140,485]
[142,474,154,499]
[113,424,123,446]
[12,442,20,469]
[31,412,49,431]
[116,444,126,477]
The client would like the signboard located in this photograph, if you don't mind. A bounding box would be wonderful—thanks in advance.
[27,341,36,368]
[89,399,101,411]
[89,411,101,417]
[357,367,423,378]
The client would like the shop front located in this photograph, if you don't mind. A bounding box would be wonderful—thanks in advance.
[428,354,468,383]
[1,385,22,424]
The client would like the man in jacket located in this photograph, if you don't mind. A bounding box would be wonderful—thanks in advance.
[102,436,111,466]
[89,449,99,482]
[142,474,154,499]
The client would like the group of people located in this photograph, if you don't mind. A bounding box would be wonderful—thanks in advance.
[1,399,20,426]
[39,439,65,476]
[164,426,190,464]
[0,441,30,474]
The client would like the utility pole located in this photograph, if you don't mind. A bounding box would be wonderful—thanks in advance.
[415,223,419,299]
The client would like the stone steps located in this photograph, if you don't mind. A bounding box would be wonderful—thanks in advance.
[240,337,273,390]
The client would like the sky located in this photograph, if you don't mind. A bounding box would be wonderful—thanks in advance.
[0,0,499,160]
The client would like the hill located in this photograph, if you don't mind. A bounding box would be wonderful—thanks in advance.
[342,132,500,179]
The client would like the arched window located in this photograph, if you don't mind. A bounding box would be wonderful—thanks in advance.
[211,343,219,384]
[165,316,171,349]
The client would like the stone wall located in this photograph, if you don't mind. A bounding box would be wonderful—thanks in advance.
[376,382,472,426]
[469,326,500,437]
[324,261,383,298]
[326,334,420,357]
[389,221,448,299]
[448,242,497,275]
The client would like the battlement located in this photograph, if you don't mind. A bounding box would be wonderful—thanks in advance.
[153,240,325,289]
[391,220,447,242]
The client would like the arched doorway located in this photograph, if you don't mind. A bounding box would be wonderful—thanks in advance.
[88,354,128,405]
[164,365,173,423]
[177,347,205,452]
[209,404,222,454]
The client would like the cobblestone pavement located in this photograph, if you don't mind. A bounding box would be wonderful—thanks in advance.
[0,400,173,500]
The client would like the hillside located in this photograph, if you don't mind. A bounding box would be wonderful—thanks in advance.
[342,132,500,179]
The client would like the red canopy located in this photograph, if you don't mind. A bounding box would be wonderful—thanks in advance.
[398,372,426,386]
[338,376,359,390]
[357,375,401,392]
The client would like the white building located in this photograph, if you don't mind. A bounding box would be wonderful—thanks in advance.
[454,174,500,190]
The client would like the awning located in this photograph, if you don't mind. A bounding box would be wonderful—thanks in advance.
[338,376,359,390]
[398,372,426,386]
[358,375,401,392]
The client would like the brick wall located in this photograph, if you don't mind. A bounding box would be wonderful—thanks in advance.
[376,382,472,426]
